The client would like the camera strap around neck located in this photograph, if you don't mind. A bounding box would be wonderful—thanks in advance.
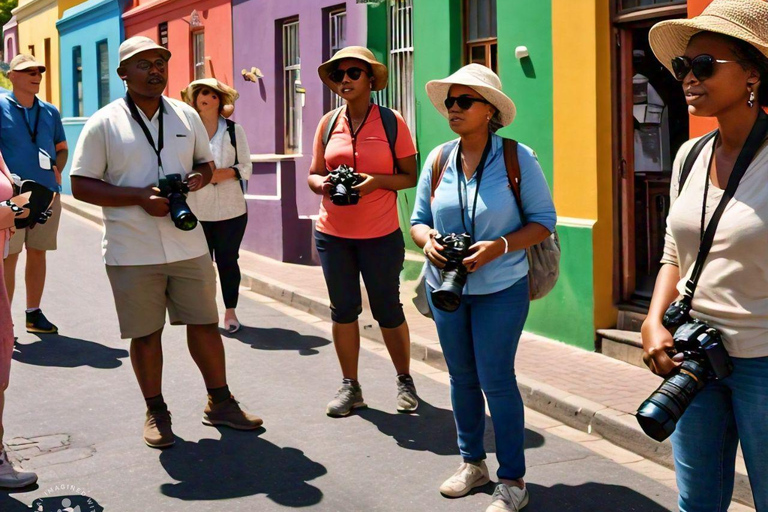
[125,93,166,181]
[682,110,768,304]
[456,135,493,241]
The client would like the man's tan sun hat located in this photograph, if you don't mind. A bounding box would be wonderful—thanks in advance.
[649,0,768,76]
[119,36,171,65]
[426,64,516,126]
[9,54,45,73]
[318,46,388,91]
[181,78,240,107]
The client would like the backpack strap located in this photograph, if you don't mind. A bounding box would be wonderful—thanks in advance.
[502,138,526,221]
[378,106,399,170]
[322,107,344,147]
[429,139,459,203]
[678,130,718,192]
[225,119,238,165]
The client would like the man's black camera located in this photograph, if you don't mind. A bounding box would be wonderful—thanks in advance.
[158,174,198,231]
[636,302,733,442]
[328,165,364,206]
[431,233,472,313]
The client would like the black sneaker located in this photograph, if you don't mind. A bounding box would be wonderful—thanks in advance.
[26,309,58,334]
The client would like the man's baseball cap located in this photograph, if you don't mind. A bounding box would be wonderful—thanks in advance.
[9,54,45,72]
[119,36,172,65]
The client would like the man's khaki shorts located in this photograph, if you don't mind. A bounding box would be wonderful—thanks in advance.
[105,254,220,339]
[9,195,62,255]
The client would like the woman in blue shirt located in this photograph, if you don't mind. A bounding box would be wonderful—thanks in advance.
[410,64,556,512]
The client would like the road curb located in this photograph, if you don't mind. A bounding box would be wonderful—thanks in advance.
[59,195,754,508]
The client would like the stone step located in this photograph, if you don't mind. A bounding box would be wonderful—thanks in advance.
[597,329,645,369]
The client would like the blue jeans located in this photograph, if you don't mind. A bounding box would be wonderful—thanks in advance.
[428,278,529,480]
[672,355,768,511]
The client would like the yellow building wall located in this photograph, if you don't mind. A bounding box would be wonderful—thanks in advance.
[13,0,62,106]
[58,0,89,17]
[552,0,616,330]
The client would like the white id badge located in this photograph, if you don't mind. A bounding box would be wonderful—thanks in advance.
[38,149,52,170]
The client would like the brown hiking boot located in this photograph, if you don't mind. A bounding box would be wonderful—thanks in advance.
[144,408,175,448]
[202,395,263,430]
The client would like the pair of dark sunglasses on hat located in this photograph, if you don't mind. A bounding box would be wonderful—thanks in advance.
[328,67,369,83]
[671,54,740,82]
[444,96,490,110]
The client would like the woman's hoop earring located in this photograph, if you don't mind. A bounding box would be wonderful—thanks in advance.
[748,90,756,108]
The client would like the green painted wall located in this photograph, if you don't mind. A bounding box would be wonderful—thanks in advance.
[527,223,595,350]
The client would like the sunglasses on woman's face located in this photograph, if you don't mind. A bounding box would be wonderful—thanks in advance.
[329,67,367,83]
[444,96,490,110]
[671,54,740,82]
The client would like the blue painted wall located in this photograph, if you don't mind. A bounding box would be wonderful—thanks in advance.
[57,0,129,190]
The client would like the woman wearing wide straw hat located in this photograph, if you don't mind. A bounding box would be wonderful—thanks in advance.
[308,47,420,417]
[644,0,768,509]
[410,64,555,512]
[182,78,251,334]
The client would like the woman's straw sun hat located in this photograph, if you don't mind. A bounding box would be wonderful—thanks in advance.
[318,46,388,92]
[426,64,516,126]
[181,78,240,108]
[649,0,768,75]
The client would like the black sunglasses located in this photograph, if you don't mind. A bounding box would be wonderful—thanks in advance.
[329,67,367,83]
[444,96,490,110]
[671,54,740,82]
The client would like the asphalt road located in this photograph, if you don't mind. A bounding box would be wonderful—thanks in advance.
[0,211,680,511]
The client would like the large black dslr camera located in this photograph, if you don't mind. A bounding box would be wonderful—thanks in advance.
[158,174,198,231]
[431,233,472,313]
[328,165,364,206]
[636,300,733,442]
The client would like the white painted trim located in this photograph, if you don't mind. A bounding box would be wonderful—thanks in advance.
[557,216,596,228]
[244,160,281,201]
[298,214,320,220]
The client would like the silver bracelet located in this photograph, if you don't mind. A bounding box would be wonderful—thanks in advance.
[500,236,509,254]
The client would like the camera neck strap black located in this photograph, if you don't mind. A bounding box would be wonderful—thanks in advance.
[125,93,166,180]
[683,110,768,304]
[456,135,493,240]
[18,97,41,145]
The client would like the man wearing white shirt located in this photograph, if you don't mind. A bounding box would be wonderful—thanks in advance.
[70,37,262,449]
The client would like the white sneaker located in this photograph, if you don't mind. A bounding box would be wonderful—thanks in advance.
[486,483,529,512]
[0,449,37,489]
[439,461,490,498]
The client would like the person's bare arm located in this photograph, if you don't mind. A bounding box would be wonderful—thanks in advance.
[308,113,332,196]
[71,176,169,217]
[353,155,418,196]
[641,264,682,376]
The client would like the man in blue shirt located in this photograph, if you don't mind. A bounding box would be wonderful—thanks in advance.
[1,54,68,334]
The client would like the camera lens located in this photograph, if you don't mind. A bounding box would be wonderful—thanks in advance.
[636,360,707,442]
[168,193,198,231]
[431,268,467,312]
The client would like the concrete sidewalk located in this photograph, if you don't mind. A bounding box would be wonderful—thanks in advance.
[60,195,755,508]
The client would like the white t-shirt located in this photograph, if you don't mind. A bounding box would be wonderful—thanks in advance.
[662,136,768,358]
[70,96,214,266]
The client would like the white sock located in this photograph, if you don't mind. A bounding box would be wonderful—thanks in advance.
[25,308,40,314]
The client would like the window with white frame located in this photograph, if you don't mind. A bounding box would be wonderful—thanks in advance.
[283,19,302,154]
[388,0,415,135]
[328,9,346,110]
[193,31,205,80]
[97,41,110,109]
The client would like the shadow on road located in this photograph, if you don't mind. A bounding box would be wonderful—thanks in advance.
[525,482,673,511]
[356,398,546,456]
[223,326,331,356]
[0,493,104,511]
[12,336,128,369]
[159,428,326,507]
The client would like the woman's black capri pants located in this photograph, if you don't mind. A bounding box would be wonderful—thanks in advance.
[314,229,406,328]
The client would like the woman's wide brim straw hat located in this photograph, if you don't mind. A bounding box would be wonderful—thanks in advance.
[649,0,768,76]
[426,64,517,126]
[318,46,388,92]
[181,78,240,108]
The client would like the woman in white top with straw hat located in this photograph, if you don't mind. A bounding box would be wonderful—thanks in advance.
[183,79,252,334]
[644,1,768,509]
[411,64,556,512]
